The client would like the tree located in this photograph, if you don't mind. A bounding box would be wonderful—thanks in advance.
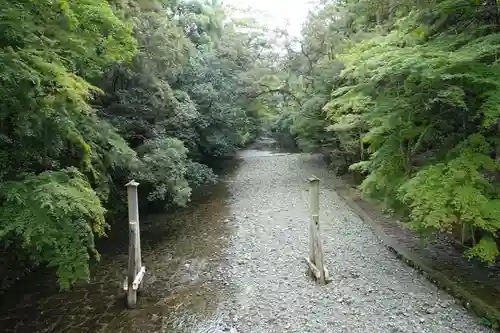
[278,0,500,263]
[0,0,278,290]
[0,0,137,288]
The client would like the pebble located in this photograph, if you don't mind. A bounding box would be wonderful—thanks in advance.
[426,307,436,314]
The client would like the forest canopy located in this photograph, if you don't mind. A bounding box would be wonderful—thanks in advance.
[0,0,283,290]
[4,0,500,291]
[275,0,500,264]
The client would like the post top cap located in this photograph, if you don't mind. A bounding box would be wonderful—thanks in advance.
[307,175,320,183]
[125,179,140,187]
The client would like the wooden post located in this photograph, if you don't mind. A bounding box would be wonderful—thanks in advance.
[308,177,319,279]
[126,180,141,273]
[304,176,329,285]
[124,180,146,308]
[127,220,138,307]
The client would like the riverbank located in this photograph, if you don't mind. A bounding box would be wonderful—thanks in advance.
[334,173,500,329]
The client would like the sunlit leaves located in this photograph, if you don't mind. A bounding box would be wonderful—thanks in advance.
[0,168,106,289]
[282,0,500,263]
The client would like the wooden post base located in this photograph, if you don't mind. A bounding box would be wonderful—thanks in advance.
[303,257,330,284]
[123,266,146,308]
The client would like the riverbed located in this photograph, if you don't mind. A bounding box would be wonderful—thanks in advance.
[0,147,494,333]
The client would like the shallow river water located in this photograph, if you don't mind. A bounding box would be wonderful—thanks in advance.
[0,157,242,333]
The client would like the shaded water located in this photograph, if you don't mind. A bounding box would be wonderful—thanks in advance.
[0,158,245,333]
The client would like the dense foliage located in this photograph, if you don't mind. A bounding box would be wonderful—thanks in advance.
[0,0,280,289]
[276,0,500,264]
[7,0,499,291]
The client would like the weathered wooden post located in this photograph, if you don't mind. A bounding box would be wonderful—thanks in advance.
[123,180,146,308]
[304,176,329,285]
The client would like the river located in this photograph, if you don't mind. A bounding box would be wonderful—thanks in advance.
[0,155,244,333]
[0,141,494,333]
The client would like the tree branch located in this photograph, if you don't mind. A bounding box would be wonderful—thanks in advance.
[251,88,302,107]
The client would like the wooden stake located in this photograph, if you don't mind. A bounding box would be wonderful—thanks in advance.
[306,176,328,285]
[126,180,141,274]
[127,221,138,308]
[308,177,318,279]
[124,180,145,308]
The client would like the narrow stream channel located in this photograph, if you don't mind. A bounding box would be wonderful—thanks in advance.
[0,157,246,333]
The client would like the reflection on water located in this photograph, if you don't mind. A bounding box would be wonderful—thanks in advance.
[0,158,242,333]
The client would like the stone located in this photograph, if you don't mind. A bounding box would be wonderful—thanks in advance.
[426,308,436,314]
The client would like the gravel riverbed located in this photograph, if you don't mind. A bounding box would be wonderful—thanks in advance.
[0,149,494,333]
[212,150,493,333]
